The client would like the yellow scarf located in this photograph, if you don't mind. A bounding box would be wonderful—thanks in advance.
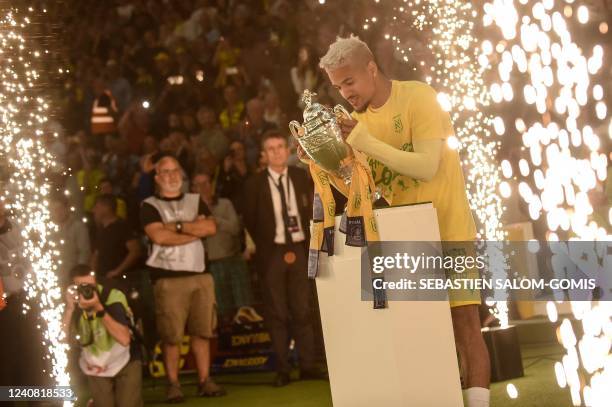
[307,150,386,308]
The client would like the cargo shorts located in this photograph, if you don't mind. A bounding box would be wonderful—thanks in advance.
[153,273,217,344]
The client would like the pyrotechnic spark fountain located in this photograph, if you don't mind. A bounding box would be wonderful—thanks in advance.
[482,1,610,404]
[363,0,510,327]
[364,1,610,404]
[483,0,609,240]
[0,6,71,403]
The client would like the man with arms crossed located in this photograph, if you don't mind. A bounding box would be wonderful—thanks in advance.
[140,156,226,402]
[317,35,490,407]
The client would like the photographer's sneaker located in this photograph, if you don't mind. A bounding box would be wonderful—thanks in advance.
[166,382,184,404]
[198,377,227,397]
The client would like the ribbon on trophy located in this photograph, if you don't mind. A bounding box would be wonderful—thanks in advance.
[307,149,387,309]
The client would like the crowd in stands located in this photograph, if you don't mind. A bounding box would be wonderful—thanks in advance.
[47,0,379,327]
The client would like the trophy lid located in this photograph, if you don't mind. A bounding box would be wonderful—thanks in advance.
[301,90,326,122]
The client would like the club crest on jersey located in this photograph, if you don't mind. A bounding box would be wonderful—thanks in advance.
[393,114,403,133]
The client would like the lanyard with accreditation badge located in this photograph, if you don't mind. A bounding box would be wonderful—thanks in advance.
[268,170,299,264]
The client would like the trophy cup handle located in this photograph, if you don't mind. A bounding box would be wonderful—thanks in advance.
[333,104,352,121]
[289,120,304,140]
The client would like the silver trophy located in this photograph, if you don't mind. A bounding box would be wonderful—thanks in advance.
[289,90,353,184]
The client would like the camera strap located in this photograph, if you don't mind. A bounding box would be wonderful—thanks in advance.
[99,284,111,305]
[98,283,145,346]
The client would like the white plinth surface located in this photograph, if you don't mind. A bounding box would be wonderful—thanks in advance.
[316,203,464,407]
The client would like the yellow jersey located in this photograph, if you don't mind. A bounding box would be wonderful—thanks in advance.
[352,80,477,241]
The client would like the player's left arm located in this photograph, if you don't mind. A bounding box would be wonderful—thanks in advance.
[344,86,447,182]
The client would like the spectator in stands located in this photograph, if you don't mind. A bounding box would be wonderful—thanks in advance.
[136,135,161,202]
[219,84,245,130]
[91,193,141,281]
[158,135,176,155]
[212,36,246,88]
[263,89,286,128]
[217,140,252,216]
[194,146,220,185]
[102,136,140,198]
[243,130,323,387]
[174,46,195,78]
[140,156,225,401]
[62,264,143,407]
[290,44,320,108]
[228,4,257,48]
[152,52,175,91]
[136,30,166,72]
[179,7,219,45]
[50,193,91,287]
[191,171,259,325]
[90,77,119,143]
[142,134,159,156]
[106,59,132,114]
[180,108,199,139]
[117,100,152,156]
[239,98,276,168]
[77,147,106,213]
[168,112,183,132]
[102,134,120,171]
[194,105,229,162]
[169,129,194,177]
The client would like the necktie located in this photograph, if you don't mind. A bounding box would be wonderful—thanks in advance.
[276,174,293,244]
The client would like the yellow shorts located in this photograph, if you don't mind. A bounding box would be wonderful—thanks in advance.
[443,241,482,308]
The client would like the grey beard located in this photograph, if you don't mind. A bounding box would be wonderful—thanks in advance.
[164,184,182,195]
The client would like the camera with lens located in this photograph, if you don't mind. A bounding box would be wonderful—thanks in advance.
[77,283,97,300]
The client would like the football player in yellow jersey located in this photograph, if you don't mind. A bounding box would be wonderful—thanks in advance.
[319,35,491,407]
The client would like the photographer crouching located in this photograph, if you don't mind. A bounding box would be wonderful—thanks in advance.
[62,264,143,407]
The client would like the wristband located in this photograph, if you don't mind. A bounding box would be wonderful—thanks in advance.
[175,221,183,234]
[96,309,106,318]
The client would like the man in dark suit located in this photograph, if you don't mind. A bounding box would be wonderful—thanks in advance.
[243,130,321,387]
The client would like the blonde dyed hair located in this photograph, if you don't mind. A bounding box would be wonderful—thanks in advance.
[319,34,374,71]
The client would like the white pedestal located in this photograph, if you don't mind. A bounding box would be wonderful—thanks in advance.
[316,203,464,407]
